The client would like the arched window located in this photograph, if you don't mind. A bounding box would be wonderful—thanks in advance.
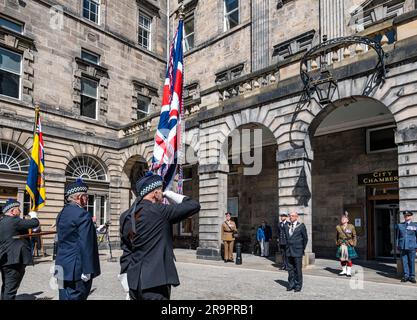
[0,141,29,172]
[65,155,107,181]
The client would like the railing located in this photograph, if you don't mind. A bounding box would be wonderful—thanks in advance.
[121,117,152,137]
[217,65,279,101]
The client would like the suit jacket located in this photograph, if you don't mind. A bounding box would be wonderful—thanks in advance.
[277,221,289,246]
[55,203,101,281]
[221,220,237,241]
[121,198,200,291]
[285,221,308,257]
[0,215,39,266]
[396,222,417,250]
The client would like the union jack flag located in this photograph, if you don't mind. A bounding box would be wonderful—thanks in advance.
[151,18,184,191]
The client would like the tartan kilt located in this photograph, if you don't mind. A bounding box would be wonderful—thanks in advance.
[336,245,358,260]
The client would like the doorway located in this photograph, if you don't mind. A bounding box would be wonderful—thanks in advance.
[374,202,399,259]
[367,183,399,260]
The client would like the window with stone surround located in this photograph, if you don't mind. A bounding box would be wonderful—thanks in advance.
[80,77,98,119]
[137,94,151,120]
[83,0,100,24]
[0,16,34,103]
[66,155,107,181]
[0,141,29,173]
[132,80,158,121]
[184,15,195,52]
[139,12,152,50]
[215,63,244,84]
[224,0,239,31]
[350,0,406,31]
[73,56,109,121]
[272,30,315,62]
[0,47,21,99]
[0,16,23,34]
[81,49,100,65]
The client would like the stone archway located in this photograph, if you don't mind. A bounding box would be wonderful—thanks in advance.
[308,96,398,260]
[226,123,278,255]
[121,155,148,207]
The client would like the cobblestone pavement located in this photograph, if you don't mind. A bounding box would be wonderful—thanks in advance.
[2,249,416,300]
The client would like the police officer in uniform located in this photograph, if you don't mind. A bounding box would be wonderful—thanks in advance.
[396,210,417,283]
[277,212,289,270]
[0,199,39,300]
[120,172,200,300]
[55,179,101,300]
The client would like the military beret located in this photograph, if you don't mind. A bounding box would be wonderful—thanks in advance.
[2,199,20,214]
[65,178,89,198]
[136,172,163,198]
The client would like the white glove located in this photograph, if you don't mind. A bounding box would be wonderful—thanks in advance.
[81,273,91,282]
[163,190,186,204]
[28,211,38,219]
[118,273,129,293]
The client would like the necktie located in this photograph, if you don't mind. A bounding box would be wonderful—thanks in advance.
[290,223,294,236]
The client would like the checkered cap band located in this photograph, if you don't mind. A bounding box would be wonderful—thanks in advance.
[139,180,163,197]
[65,185,88,198]
[2,201,20,214]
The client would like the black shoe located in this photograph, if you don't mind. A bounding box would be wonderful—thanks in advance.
[401,277,409,282]
[409,278,416,284]
[224,260,227,263]
[286,287,294,291]
[294,288,302,292]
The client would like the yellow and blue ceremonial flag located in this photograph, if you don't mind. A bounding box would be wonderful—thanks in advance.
[25,106,46,211]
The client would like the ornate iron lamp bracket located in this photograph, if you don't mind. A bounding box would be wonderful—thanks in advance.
[289,35,387,149]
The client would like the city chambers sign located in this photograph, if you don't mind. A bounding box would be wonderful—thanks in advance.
[358,170,399,186]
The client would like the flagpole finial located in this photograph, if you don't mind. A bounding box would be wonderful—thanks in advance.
[178,1,185,20]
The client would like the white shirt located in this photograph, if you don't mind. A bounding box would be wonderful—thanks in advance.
[289,221,298,236]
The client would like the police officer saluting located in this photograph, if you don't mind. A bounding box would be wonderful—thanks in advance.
[0,199,39,300]
[396,210,417,283]
[120,172,200,300]
[55,178,101,300]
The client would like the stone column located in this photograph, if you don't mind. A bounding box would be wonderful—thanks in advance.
[196,164,229,260]
[277,148,315,265]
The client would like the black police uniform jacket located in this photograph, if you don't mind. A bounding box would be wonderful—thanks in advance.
[0,215,39,266]
[55,203,101,281]
[120,197,200,291]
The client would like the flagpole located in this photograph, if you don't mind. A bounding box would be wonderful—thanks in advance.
[34,104,40,135]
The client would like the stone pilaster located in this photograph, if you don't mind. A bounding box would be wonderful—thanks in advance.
[277,148,315,265]
[196,164,229,260]
[396,126,417,214]
[252,0,270,71]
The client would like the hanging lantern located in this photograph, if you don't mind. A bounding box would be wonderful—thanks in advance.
[310,70,338,105]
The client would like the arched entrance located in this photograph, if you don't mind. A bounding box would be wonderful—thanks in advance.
[226,123,278,254]
[310,96,398,260]
[122,155,148,206]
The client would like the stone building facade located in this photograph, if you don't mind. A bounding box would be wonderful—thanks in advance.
[1,0,417,263]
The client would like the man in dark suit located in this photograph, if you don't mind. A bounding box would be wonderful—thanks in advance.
[0,199,39,300]
[55,179,101,300]
[285,211,308,292]
[120,172,200,300]
[277,212,289,270]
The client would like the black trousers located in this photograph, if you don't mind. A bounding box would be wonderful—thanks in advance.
[129,284,171,300]
[280,245,288,268]
[0,264,26,300]
[287,256,303,290]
